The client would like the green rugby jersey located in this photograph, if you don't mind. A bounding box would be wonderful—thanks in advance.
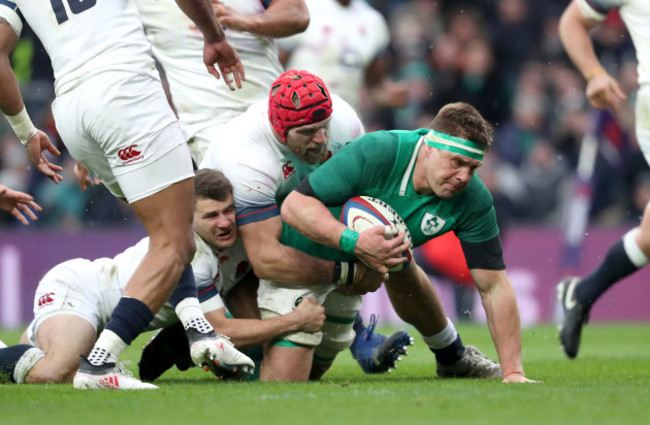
[281,128,499,261]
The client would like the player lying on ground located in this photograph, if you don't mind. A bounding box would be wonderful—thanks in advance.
[0,170,322,387]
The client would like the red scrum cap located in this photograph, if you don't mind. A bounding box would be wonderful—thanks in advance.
[268,69,333,142]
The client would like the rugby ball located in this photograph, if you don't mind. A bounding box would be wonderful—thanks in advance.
[341,196,413,272]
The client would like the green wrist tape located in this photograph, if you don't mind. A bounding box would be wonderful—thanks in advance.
[339,228,359,254]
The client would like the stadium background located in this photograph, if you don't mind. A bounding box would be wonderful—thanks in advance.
[2,0,649,328]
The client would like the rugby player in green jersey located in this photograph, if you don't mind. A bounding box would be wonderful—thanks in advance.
[282,102,536,383]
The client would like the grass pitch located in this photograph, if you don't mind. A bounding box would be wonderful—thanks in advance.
[1,323,649,425]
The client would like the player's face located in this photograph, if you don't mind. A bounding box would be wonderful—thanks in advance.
[424,147,482,198]
[193,195,237,251]
[285,117,332,164]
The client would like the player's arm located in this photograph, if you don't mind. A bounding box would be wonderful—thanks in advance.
[461,237,534,383]
[0,19,22,117]
[222,270,261,319]
[281,186,408,275]
[239,215,339,285]
[213,0,309,38]
[0,17,62,183]
[204,298,325,349]
[364,56,408,109]
[558,0,625,110]
[174,0,244,89]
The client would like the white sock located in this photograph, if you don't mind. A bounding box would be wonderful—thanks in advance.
[623,227,650,267]
[88,330,127,365]
[175,297,213,334]
[421,318,458,349]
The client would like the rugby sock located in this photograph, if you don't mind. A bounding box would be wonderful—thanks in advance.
[175,297,214,337]
[422,318,465,366]
[168,265,198,308]
[0,345,44,383]
[88,297,154,366]
[350,312,366,349]
[576,228,649,309]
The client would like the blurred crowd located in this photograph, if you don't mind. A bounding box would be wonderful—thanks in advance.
[0,0,647,231]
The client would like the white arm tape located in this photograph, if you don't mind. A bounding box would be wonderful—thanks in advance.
[4,107,37,145]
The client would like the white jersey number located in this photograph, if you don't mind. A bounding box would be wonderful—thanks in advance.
[50,0,96,24]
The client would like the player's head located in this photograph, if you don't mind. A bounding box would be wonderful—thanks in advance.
[193,169,237,251]
[420,102,493,198]
[268,69,333,164]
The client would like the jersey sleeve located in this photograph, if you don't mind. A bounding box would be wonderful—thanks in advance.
[191,235,221,303]
[577,0,625,20]
[0,1,23,37]
[453,179,500,243]
[199,291,225,314]
[201,141,280,226]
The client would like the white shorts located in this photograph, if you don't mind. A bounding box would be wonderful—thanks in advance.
[257,280,361,347]
[26,259,122,345]
[636,85,650,166]
[24,258,201,344]
[51,70,193,203]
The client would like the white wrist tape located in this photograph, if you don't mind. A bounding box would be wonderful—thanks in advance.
[5,107,38,146]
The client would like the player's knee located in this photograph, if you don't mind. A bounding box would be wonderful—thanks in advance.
[177,235,196,265]
[151,236,196,267]
[315,320,355,360]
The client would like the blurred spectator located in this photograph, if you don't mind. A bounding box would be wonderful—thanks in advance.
[278,0,408,124]
[0,0,645,230]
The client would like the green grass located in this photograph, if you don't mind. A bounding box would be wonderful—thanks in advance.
[2,323,649,425]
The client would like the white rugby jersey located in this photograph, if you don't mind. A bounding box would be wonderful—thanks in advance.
[277,0,389,110]
[2,0,156,96]
[90,233,225,320]
[133,0,284,141]
[199,94,364,226]
[578,0,650,86]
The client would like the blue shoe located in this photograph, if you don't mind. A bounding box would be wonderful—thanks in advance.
[350,314,414,374]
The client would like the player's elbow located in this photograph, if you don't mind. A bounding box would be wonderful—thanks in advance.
[249,256,277,281]
[289,3,310,34]
[280,193,298,226]
[294,13,309,33]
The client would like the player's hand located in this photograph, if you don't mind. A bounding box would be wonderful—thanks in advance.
[25,130,63,184]
[73,161,100,192]
[586,72,626,111]
[203,38,245,91]
[212,1,249,32]
[293,298,326,333]
[372,81,409,108]
[0,184,42,225]
[502,372,541,383]
[355,226,409,274]
[335,262,385,296]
